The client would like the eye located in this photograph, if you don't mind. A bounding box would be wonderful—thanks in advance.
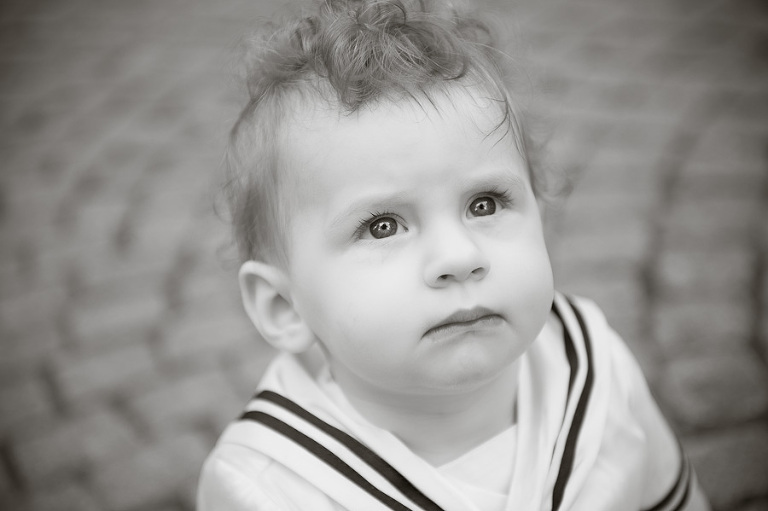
[469,196,497,217]
[369,216,398,239]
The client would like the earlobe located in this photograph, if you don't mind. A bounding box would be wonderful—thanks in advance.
[238,260,316,354]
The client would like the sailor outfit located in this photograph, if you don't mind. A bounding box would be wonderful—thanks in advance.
[198,294,707,511]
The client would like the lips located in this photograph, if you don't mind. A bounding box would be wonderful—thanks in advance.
[423,307,503,339]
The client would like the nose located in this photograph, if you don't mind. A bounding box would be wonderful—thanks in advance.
[423,223,490,288]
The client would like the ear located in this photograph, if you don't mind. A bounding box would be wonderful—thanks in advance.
[239,260,316,354]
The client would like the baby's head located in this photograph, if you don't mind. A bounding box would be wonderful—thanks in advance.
[226,0,554,399]
[226,0,549,267]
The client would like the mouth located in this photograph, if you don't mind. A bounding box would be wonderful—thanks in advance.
[423,307,503,340]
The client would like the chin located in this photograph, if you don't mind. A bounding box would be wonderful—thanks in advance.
[427,356,515,393]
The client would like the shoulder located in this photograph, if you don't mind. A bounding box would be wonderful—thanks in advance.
[557,293,708,511]
[198,436,341,511]
[557,294,668,438]
[198,443,275,511]
[198,442,282,511]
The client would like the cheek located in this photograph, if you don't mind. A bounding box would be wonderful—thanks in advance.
[492,236,553,316]
[334,268,414,329]
[293,257,413,340]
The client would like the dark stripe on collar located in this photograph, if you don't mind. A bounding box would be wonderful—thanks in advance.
[549,299,580,472]
[552,302,578,397]
[643,447,691,511]
[246,390,445,511]
[551,297,595,511]
[241,410,415,511]
[671,469,691,511]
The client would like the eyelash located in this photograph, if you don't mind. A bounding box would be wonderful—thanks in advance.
[353,188,515,239]
[354,210,398,239]
[480,187,514,210]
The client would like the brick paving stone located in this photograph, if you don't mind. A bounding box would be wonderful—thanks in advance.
[763,258,768,360]
[710,0,768,25]
[159,309,253,367]
[549,246,640,286]
[51,342,157,406]
[589,15,688,51]
[664,19,744,55]
[676,162,766,202]
[133,142,212,191]
[736,500,768,511]
[173,265,239,311]
[4,99,77,144]
[0,492,31,511]
[541,117,607,174]
[520,28,573,65]
[127,369,243,439]
[0,326,60,382]
[531,3,621,39]
[652,298,753,357]
[11,231,79,289]
[70,199,130,249]
[68,279,166,350]
[28,480,102,511]
[551,195,639,245]
[655,247,756,302]
[638,82,713,122]
[685,47,768,94]
[576,156,664,196]
[13,408,142,488]
[0,285,66,339]
[661,350,768,430]
[659,196,760,252]
[719,92,768,133]
[90,431,209,511]
[564,179,656,216]
[0,454,14,495]
[71,242,172,293]
[685,426,768,511]
[554,226,652,269]
[117,214,191,268]
[636,48,713,88]
[572,79,691,126]
[687,118,768,168]
[2,171,63,228]
[678,148,766,192]
[0,377,55,436]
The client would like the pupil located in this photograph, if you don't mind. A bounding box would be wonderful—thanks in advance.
[370,217,397,239]
[472,197,495,216]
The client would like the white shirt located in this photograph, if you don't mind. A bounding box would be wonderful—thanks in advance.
[198,294,709,511]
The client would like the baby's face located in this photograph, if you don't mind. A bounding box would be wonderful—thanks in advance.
[281,90,553,400]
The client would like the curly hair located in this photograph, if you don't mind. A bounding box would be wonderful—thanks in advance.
[223,0,540,265]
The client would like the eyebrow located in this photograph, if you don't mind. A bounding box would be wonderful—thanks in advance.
[463,168,529,199]
[490,172,528,194]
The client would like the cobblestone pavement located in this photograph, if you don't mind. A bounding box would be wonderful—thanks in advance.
[0,0,766,509]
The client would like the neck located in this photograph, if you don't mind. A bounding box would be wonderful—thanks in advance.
[336,362,521,466]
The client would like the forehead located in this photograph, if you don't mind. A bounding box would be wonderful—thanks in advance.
[277,87,520,202]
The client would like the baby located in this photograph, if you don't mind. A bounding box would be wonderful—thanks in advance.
[198,1,709,510]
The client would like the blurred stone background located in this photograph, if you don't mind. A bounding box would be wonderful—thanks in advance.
[0,0,766,509]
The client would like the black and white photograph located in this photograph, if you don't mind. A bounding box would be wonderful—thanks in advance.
[0,0,766,510]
